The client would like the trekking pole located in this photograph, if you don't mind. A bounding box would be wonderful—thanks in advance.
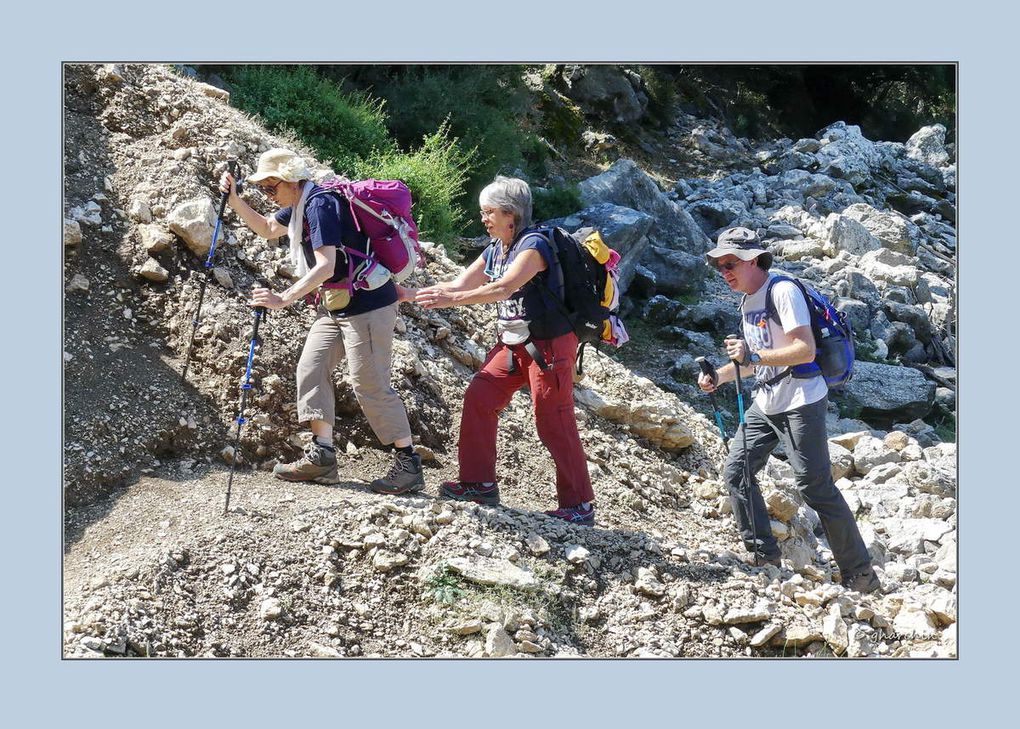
[726,334,761,567]
[182,160,240,382]
[224,305,268,515]
[696,356,728,442]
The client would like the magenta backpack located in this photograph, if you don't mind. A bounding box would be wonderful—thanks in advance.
[313,177,424,293]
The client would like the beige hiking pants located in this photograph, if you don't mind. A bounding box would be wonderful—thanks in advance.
[295,303,411,446]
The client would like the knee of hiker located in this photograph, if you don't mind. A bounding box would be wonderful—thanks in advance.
[722,458,744,487]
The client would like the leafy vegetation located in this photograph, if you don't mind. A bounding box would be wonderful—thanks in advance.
[532,184,583,224]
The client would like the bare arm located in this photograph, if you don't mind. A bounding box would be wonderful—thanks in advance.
[701,326,816,392]
[416,249,547,309]
[252,245,336,309]
[220,172,288,240]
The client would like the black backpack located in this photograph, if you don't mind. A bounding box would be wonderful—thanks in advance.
[530,226,627,373]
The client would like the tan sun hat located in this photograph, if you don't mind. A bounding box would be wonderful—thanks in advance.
[247,148,312,183]
[704,226,773,269]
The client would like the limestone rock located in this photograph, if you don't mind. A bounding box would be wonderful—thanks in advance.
[64,219,83,247]
[445,557,536,589]
[167,198,217,257]
[138,258,169,283]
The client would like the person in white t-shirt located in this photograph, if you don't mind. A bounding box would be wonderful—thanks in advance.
[698,227,880,594]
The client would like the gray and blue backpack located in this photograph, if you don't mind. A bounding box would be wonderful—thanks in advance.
[758,275,855,390]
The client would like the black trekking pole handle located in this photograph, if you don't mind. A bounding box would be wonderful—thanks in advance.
[224,305,268,515]
[696,356,727,442]
[726,334,760,566]
[182,160,240,383]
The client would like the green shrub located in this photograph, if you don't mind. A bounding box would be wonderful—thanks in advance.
[532,184,583,224]
[219,65,393,171]
[356,122,475,248]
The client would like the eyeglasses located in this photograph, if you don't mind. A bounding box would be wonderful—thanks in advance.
[479,207,501,220]
[715,260,742,272]
[257,181,282,196]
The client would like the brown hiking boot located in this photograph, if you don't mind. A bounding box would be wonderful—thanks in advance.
[272,442,339,484]
[370,451,425,495]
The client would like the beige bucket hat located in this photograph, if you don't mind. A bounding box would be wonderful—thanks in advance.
[247,148,312,183]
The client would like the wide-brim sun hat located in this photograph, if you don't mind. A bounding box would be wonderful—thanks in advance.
[247,148,313,183]
[704,226,773,269]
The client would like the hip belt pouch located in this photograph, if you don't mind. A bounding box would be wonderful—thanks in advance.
[321,280,351,311]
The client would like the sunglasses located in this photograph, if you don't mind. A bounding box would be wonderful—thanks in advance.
[715,260,742,271]
[257,181,282,196]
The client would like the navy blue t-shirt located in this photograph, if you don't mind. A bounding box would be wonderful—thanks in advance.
[483,229,571,340]
[276,187,397,317]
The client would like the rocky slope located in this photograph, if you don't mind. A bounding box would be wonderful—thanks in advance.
[63,64,956,658]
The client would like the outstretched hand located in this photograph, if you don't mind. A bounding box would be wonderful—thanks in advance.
[416,286,456,309]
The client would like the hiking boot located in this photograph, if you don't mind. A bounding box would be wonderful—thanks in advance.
[440,480,500,505]
[272,442,339,484]
[841,567,881,594]
[746,553,782,568]
[370,451,425,495]
[545,503,595,527]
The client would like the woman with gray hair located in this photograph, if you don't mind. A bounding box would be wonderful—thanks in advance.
[414,175,596,526]
[218,148,423,495]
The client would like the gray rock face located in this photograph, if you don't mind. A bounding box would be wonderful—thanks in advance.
[561,65,647,124]
[840,203,919,255]
[906,124,951,168]
[858,248,919,287]
[687,199,753,237]
[815,122,882,187]
[826,214,882,256]
[640,246,706,297]
[579,159,712,254]
[842,361,935,422]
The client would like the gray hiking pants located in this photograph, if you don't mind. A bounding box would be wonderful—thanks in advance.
[296,303,411,446]
[723,396,872,576]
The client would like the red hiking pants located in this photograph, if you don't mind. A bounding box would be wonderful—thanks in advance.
[457,332,594,508]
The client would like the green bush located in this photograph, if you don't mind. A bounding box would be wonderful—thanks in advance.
[356,122,475,247]
[532,184,583,224]
[218,65,393,172]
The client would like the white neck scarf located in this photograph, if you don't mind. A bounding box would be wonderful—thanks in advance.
[287,181,316,277]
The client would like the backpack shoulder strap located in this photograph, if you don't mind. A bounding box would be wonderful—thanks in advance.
[764,274,808,325]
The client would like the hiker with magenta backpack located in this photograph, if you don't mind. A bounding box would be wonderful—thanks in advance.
[218,148,424,495]
[413,176,596,526]
[699,227,880,593]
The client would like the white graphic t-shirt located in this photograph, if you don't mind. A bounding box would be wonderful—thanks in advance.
[741,273,828,415]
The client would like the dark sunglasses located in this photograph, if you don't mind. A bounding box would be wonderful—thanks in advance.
[257,181,282,196]
[715,260,741,271]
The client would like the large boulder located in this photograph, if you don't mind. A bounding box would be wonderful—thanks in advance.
[825,213,882,256]
[840,203,920,255]
[841,361,935,422]
[167,197,217,258]
[686,199,753,238]
[906,124,951,168]
[548,203,653,293]
[767,169,841,200]
[640,246,706,297]
[559,65,647,124]
[858,248,920,288]
[814,122,882,187]
[579,159,711,254]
